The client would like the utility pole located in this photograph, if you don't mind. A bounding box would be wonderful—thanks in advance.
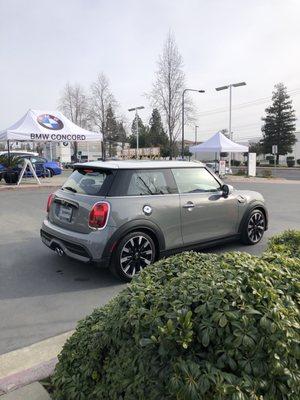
[194,125,199,145]
[181,89,205,159]
[215,82,246,169]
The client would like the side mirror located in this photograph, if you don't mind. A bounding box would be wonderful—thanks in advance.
[221,184,233,198]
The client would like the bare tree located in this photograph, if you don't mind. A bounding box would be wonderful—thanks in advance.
[149,32,193,158]
[90,73,118,159]
[59,83,90,160]
[59,83,90,127]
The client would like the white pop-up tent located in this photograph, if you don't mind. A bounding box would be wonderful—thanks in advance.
[0,109,103,186]
[189,131,248,154]
[0,109,102,142]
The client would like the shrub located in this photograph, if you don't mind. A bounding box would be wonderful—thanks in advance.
[235,169,245,176]
[261,168,272,178]
[52,244,300,400]
[286,157,295,167]
[287,160,295,167]
[266,156,275,165]
[267,230,300,259]
[231,160,241,167]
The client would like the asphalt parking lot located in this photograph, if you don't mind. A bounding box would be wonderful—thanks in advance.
[0,181,300,354]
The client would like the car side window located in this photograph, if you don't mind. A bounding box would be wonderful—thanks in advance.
[126,169,177,196]
[172,168,221,194]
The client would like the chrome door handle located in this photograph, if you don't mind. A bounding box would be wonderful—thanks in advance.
[183,202,195,209]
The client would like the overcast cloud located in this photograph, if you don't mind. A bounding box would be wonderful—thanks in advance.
[0,0,299,142]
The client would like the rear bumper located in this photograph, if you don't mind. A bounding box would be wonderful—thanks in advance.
[41,229,92,262]
[41,219,116,266]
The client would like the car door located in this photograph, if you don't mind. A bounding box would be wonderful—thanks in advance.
[172,167,239,245]
[27,156,44,176]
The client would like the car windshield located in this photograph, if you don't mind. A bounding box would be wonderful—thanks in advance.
[62,168,110,196]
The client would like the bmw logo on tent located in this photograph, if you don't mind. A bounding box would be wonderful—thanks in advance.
[37,114,64,130]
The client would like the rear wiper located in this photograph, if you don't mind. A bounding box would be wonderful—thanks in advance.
[62,186,77,193]
[137,176,153,195]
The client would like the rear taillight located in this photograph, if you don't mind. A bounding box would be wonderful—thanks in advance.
[46,193,55,212]
[89,202,110,229]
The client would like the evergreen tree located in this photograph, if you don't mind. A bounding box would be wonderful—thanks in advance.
[116,121,127,149]
[128,115,149,148]
[249,141,263,155]
[105,104,119,156]
[260,83,297,163]
[149,108,169,148]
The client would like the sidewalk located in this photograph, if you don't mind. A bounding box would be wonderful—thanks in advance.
[225,175,300,184]
[0,172,70,191]
[0,331,73,397]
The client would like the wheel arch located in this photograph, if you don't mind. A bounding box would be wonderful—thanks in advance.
[102,219,165,264]
[238,201,268,234]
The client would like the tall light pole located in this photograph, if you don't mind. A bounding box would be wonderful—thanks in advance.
[128,106,145,159]
[194,125,199,145]
[182,88,205,159]
[215,82,246,168]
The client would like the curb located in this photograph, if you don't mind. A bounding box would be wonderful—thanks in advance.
[0,185,61,191]
[226,177,300,184]
[0,358,57,395]
[0,331,73,395]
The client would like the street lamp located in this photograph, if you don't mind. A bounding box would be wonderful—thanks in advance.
[128,106,145,159]
[194,125,199,145]
[215,81,246,168]
[182,88,205,158]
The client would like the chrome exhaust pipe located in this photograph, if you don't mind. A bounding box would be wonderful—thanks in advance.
[54,246,64,257]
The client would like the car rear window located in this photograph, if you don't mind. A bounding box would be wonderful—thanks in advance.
[127,170,171,195]
[61,168,114,196]
[108,169,178,196]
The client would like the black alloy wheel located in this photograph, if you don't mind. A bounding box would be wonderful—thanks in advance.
[111,231,156,281]
[241,209,265,245]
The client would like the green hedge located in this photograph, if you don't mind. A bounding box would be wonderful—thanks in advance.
[52,232,300,400]
[267,230,300,259]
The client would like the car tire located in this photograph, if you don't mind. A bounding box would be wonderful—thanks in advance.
[48,169,54,177]
[110,231,156,282]
[241,209,266,245]
[45,168,52,178]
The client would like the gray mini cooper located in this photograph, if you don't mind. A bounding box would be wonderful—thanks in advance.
[41,160,268,281]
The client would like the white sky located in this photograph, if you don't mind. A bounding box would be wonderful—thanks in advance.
[0,0,299,142]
